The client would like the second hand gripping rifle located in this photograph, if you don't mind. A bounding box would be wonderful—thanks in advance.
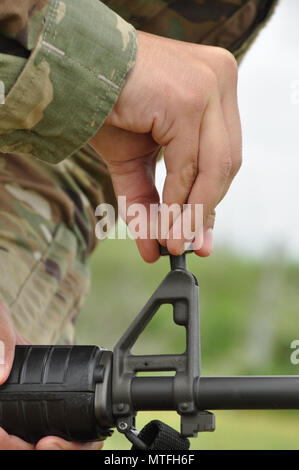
[0,247,299,449]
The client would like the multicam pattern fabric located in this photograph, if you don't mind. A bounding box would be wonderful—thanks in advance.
[0,0,278,344]
[0,0,279,164]
[0,0,137,163]
[0,146,116,344]
[104,0,278,62]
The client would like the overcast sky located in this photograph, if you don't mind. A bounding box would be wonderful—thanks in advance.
[157,0,299,259]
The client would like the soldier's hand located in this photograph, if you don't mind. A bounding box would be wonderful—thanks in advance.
[90,30,242,262]
[0,301,103,450]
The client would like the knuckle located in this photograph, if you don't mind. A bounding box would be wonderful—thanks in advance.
[184,83,205,111]
[206,211,216,229]
[217,47,238,70]
[180,159,198,188]
[231,155,242,176]
[218,155,233,179]
[184,65,218,110]
[214,47,238,82]
[188,65,218,106]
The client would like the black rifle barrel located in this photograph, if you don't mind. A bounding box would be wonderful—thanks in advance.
[1,346,299,443]
[131,376,299,410]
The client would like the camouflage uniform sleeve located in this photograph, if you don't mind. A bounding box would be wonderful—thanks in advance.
[0,0,137,163]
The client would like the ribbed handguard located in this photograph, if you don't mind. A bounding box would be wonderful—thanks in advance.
[0,345,108,443]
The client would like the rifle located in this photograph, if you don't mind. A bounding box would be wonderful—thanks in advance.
[0,247,298,450]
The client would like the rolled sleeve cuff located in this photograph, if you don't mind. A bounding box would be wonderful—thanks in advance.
[0,0,137,163]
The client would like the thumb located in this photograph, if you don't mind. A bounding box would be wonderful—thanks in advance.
[0,301,16,385]
[91,126,162,262]
[110,153,161,263]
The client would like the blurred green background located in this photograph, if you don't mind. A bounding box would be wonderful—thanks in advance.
[76,237,299,450]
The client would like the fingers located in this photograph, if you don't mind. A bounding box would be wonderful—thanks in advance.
[199,46,242,199]
[0,301,16,384]
[0,431,104,451]
[218,86,242,200]
[91,125,162,263]
[90,39,242,261]
[164,48,241,256]
[194,225,214,257]
[195,50,241,257]
[36,436,104,451]
[92,125,158,162]
[0,305,34,451]
[162,128,199,210]
[110,152,161,262]
[158,127,199,248]
[192,97,231,258]
[0,428,35,450]
[90,126,159,210]
[167,91,231,255]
